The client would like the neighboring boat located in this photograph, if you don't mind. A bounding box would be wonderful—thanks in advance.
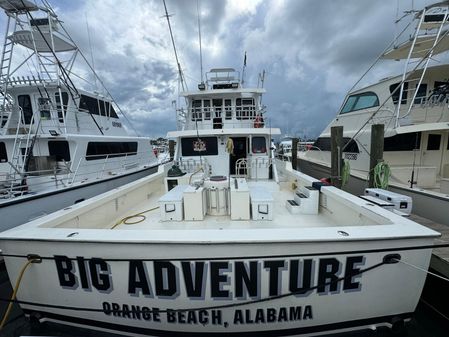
[277,137,314,161]
[277,136,293,159]
[298,1,449,225]
[0,0,159,230]
[0,64,440,336]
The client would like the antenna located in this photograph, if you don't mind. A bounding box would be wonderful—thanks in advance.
[85,13,98,92]
[258,69,265,89]
[162,0,187,92]
[197,0,204,84]
[241,51,247,86]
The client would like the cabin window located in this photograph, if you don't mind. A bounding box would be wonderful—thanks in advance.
[225,99,232,119]
[79,95,118,119]
[48,141,71,161]
[414,83,427,104]
[181,137,218,156]
[252,136,266,154]
[310,137,360,153]
[191,100,202,121]
[203,100,211,120]
[99,100,106,116]
[213,99,222,118]
[427,134,441,150]
[105,101,119,118]
[79,95,100,115]
[0,142,7,163]
[236,98,255,119]
[55,91,68,123]
[389,82,408,105]
[85,142,138,161]
[384,132,421,151]
[38,97,51,120]
[340,92,379,114]
[18,95,33,124]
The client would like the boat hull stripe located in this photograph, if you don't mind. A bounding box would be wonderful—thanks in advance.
[23,309,412,336]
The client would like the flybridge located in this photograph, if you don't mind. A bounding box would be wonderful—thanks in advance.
[201,68,241,90]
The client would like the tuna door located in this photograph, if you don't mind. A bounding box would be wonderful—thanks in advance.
[421,131,448,178]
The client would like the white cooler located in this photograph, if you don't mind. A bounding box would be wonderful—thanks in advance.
[250,187,273,220]
[364,188,412,215]
[230,178,250,220]
[183,185,207,221]
[158,185,188,221]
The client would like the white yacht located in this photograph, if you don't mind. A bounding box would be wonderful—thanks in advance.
[0,0,158,230]
[299,2,449,225]
[0,64,440,336]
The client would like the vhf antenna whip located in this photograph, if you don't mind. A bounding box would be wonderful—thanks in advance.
[197,0,204,85]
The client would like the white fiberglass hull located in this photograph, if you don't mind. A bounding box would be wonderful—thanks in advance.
[1,237,433,336]
[0,164,159,231]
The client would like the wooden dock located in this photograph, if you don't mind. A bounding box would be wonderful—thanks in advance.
[409,214,449,278]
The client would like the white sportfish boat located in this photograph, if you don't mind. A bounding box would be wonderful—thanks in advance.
[298,2,449,225]
[0,67,440,336]
[0,1,158,230]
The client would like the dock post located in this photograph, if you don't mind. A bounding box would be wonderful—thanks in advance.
[169,140,175,161]
[331,126,343,188]
[368,124,384,188]
[292,138,298,170]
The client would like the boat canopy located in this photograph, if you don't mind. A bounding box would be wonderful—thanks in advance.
[10,30,76,52]
[0,0,38,13]
[382,33,449,59]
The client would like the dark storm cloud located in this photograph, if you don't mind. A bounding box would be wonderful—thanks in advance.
[1,0,439,138]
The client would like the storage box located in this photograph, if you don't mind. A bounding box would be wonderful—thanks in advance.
[183,185,207,221]
[364,188,412,215]
[230,178,250,220]
[250,187,273,220]
[158,185,188,221]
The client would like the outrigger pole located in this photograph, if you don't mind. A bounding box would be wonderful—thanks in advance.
[162,0,188,92]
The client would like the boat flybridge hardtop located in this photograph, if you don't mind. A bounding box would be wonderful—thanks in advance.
[0,0,158,230]
[299,1,449,225]
[0,63,441,336]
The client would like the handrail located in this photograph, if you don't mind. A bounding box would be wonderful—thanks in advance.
[2,150,159,199]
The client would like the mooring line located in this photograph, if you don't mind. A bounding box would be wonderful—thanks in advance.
[394,259,449,283]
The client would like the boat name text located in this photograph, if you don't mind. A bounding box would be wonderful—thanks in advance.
[54,255,365,299]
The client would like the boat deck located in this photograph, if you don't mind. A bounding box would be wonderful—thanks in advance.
[109,179,384,231]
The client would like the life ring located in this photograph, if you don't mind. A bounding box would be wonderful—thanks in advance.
[254,115,263,128]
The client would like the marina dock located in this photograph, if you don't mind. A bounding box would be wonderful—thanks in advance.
[409,214,449,279]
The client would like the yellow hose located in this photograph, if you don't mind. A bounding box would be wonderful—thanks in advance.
[111,206,159,229]
[0,258,40,330]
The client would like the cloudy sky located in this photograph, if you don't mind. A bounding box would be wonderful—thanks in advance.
[1,0,440,139]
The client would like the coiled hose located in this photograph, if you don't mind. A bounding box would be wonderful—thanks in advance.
[373,161,391,189]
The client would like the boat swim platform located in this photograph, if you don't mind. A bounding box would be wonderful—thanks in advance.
[409,214,449,278]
